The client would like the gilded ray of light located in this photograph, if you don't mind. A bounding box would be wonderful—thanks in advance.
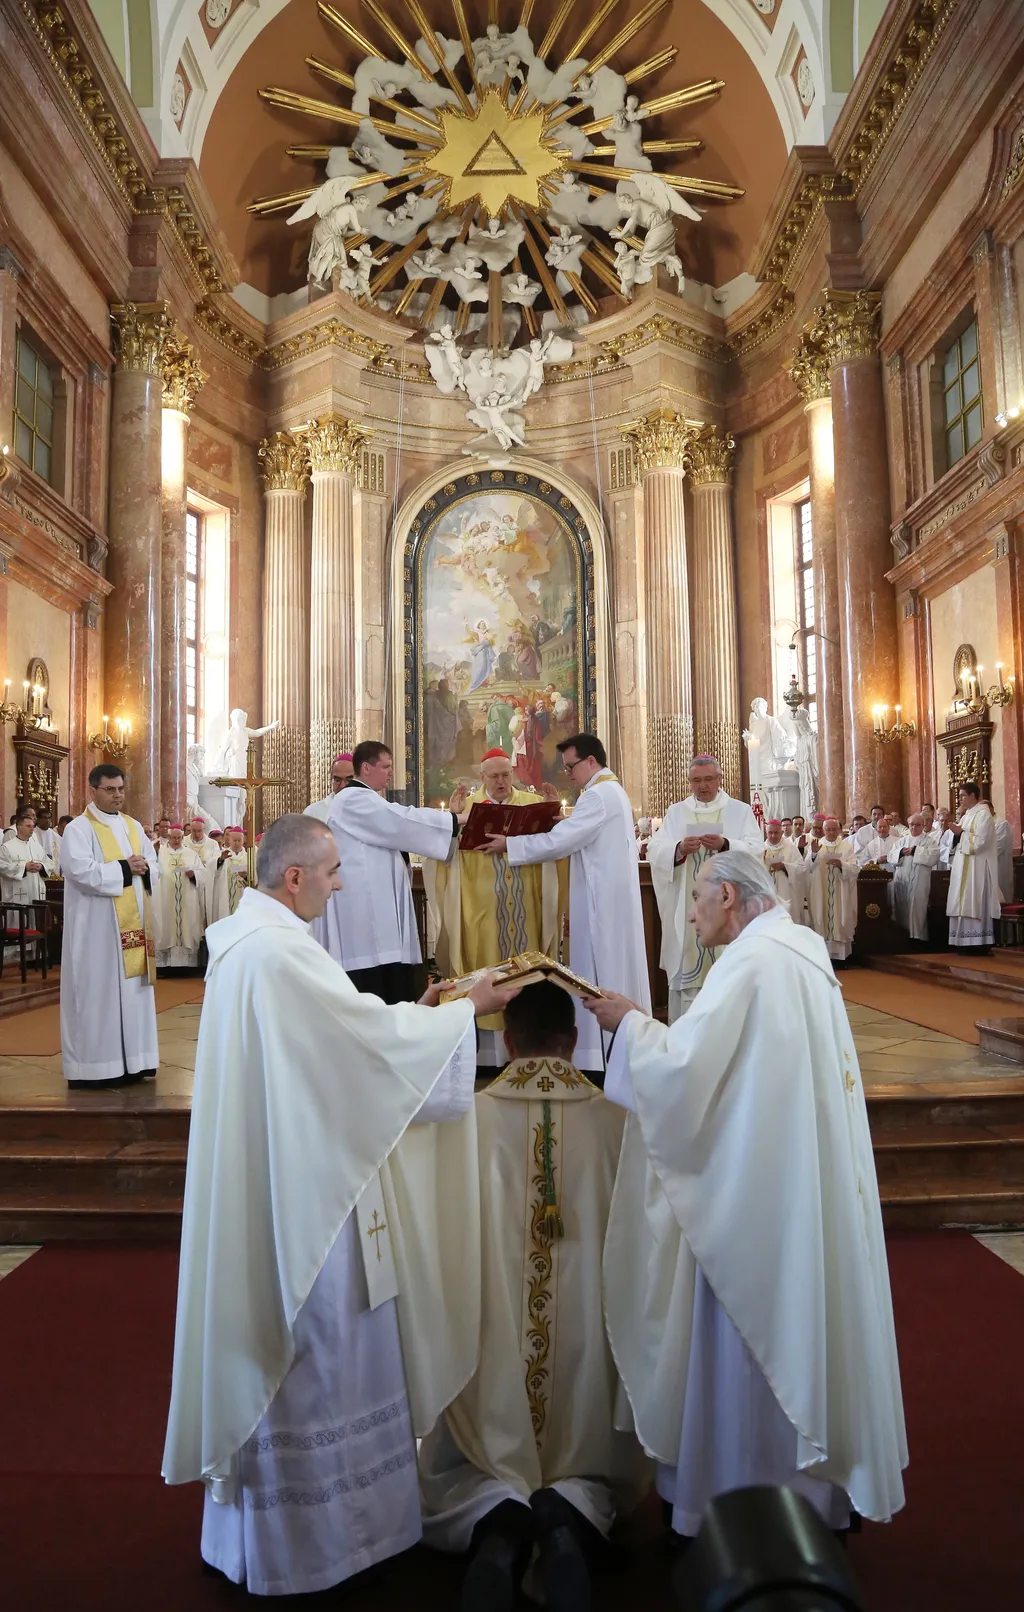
[423,88,566,216]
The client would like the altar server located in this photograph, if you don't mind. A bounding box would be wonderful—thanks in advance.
[322,740,459,1002]
[590,850,907,1538]
[154,826,205,969]
[163,814,515,1597]
[647,756,762,1019]
[419,982,647,1609]
[0,806,54,903]
[948,782,1001,950]
[207,825,249,922]
[58,764,159,1089]
[761,818,806,918]
[305,752,354,822]
[807,816,859,962]
[479,734,649,1073]
[426,749,563,1067]
[888,813,939,942]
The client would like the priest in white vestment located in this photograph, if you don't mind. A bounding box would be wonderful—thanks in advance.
[857,814,898,869]
[807,817,859,962]
[993,806,1014,905]
[419,981,648,1607]
[0,807,54,903]
[853,806,884,861]
[590,850,907,1537]
[935,808,957,869]
[479,733,650,1074]
[207,826,249,922]
[304,751,354,822]
[59,764,159,1089]
[163,813,519,1597]
[761,819,806,918]
[887,813,938,943]
[321,740,460,1002]
[947,783,1001,950]
[153,827,205,969]
[648,756,763,1020]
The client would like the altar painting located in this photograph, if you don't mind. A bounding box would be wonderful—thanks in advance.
[416,488,583,806]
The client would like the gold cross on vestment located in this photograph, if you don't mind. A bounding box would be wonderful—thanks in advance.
[367,1209,388,1262]
[537,1076,555,1092]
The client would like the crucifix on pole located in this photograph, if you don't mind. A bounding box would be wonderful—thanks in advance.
[209,742,287,883]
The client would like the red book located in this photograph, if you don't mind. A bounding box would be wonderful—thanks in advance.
[459,799,562,852]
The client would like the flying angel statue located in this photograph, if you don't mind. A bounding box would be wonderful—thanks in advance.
[287,176,372,289]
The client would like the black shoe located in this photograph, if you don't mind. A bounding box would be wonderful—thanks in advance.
[461,1498,534,1612]
[530,1488,592,1612]
[67,1075,130,1091]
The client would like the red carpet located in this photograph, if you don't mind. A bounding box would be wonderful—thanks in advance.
[0,1235,1022,1609]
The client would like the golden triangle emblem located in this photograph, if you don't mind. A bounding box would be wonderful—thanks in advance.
[463,130,526,177]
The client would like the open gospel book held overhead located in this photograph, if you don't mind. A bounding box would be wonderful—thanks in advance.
[457,798,562,852]
[440,951,602,1003]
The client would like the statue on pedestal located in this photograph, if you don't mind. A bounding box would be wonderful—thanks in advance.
[792,706,821,821]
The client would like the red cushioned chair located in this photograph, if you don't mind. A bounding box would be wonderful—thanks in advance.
[1,900,50,984]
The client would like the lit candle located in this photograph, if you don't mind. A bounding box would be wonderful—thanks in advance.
[125,721,131,736]
[997,662,1005,690]
[102,713,109,741]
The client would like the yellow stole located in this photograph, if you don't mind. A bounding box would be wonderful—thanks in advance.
[86,808,157,985]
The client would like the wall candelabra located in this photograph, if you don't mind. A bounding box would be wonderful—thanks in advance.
[872,704,916,743]
[88,714,131,760]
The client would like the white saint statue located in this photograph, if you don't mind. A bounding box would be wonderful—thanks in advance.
[792,707,820,820]
[216,708,280,780]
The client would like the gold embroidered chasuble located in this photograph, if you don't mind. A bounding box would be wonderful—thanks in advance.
[433,1056,649,1503]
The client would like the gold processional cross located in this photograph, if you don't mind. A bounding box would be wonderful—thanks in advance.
[208,742,287,883]
[366,1210,388,1263]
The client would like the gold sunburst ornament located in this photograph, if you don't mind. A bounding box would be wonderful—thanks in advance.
[424,88,566,215]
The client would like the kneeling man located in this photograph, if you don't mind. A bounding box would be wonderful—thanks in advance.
[420,981,647,1611]
[590,851,907,1539]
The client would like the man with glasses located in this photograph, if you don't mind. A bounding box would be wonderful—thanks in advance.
[479,733,649,1077]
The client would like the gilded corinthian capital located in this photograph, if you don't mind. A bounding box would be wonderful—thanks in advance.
[110,302,172,374]
[161,324,207,416]
[304,414,371,475]
[807,289,882,368]
[258,431,310,491]
[620,407,692,474]
[786,327,832,402]
[686,423,735,486]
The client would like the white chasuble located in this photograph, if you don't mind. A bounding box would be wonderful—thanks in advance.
[208,850,249,923]
[420,1057,648,1548]
[322,783,456,970]
[762,839,806,918]
[807,837,859,960]
[648,792,763,1012]
[603,909,906,1528]
[58,808,160,1083]
[154,844,204,967]
[164,889,480,1596]
[506,771,649,1070]
[947,803,1001,943]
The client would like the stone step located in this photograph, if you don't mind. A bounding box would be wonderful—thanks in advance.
[0,1191,183,1244]
[871,1124,1024,1183]
[879,1178,1024,1230]
[868,953,1024,1005]
[0,1103,191,1144]
[0,1138,186,1196]
[865,1081,1024,1134]
[976,1018,1024,1063]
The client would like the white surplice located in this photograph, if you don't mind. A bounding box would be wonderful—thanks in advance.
[58,807,160,1082]
[304,793,335,823]
[995,816,1013,905]
[321,784,456,970]
[0,830,53,904]
[506,770,650,1071]
[887,833,938,941]
[164,888,480,1596]
[947,803,1001,945]
[603,908,907,1532]
[857,832,898,869]
[419,1057,648,1548]
[648,792,762,1019]
[154,844,205,968]
[807,837,859,960]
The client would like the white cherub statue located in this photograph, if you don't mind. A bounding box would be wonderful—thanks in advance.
[338,243,384,300]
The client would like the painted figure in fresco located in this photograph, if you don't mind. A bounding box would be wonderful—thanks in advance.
[464,619,496,692]
[510,622,542,681]
[424,678,461,768]
[486,697,516,755]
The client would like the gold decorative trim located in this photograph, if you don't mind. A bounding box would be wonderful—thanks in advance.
[310,717,354,803]
[621,407,694,473]
[161,323,206,414]
[110,302,172,375]
[305,413,369,475]
[258,430,310,491]
[264,319,391,371]
[1002,126,1024,197]
[262,726,310,820]
[807,289,882,367]
[502,1057,587,1090]
[786,325,833,401]
[525,1106,559,1442]
[728,286,795,357]
[686,423,735,485]
[647,713,694,817]
[693,719,741,800]
[601,314,730,367]
[194,297,264,365]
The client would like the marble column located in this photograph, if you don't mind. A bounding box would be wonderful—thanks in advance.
[813,291,901,815]
[160,327,206,819]
[621,409,693,815]
[788,332,846,817]
[305,414,367,800]
[259,431,310,819]
[107,302,171,821]
[688,425,740,797]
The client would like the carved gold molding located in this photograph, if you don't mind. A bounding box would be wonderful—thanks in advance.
[729,287,796,357]
[759,0,959,287]
[807,289,882,367]
[110,302,172,375]
[266,319,391,371]
[602,314,730,368]
[786,327,833,401]
[687,423,735,485]
[258,430,310,491]
[304,414,370,475]
[620,407,697,473]
[161,324,206,415]
[194,297,264,365]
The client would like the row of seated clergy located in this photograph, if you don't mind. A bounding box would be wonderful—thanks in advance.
[152,821,249,968]
[0,807,56,905]
[161,817,907,1606]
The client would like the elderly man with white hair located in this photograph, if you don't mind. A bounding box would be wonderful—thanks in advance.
[647,756,762,1019]
[807,815,860,963]
[856,813,898,869]
[761,819,806,918]
[888,812,939,943]
[588,850,907,1541]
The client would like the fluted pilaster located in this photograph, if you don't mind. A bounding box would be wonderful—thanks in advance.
[260,431,310,819]
[306,414,368,799]
[160,324,206,819]
[689,425,740,797]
